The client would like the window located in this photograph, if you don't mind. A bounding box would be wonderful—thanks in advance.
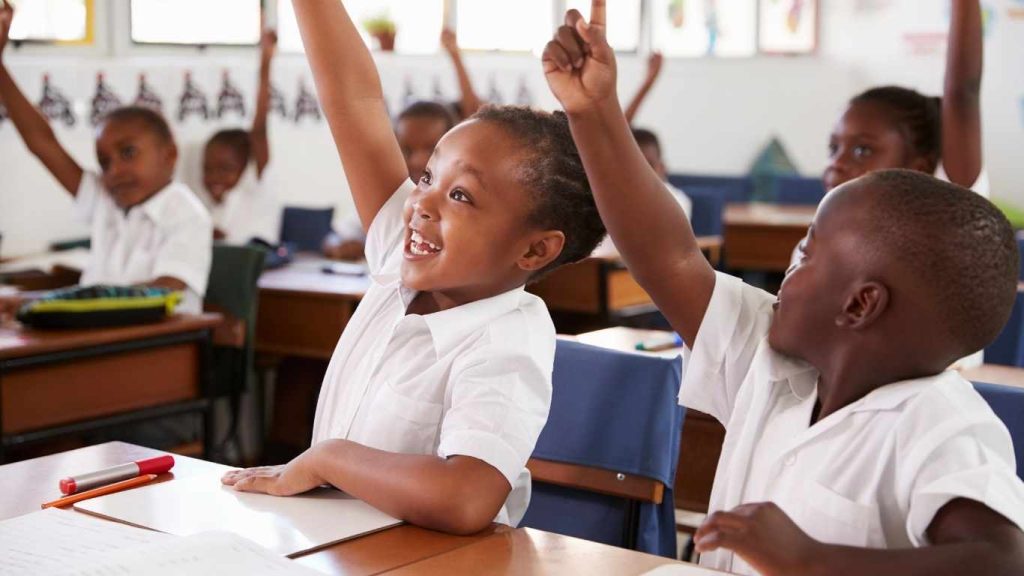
[277,0,444,54]
[456,0,555,52]
[130,0,261,46]
[651,0,756,58]
[8,0,90,43]
[758,0,817,54]
[563,0,642,52]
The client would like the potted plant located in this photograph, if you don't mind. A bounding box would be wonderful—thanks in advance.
[362,13,396,52]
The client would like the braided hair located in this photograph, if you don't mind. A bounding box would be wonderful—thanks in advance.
[850,86,942,173]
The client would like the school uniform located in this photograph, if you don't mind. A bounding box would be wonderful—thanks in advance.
[209,162,281,245]
[76,172,212,314]
[682,272,1024,575]
[311,179,553,527]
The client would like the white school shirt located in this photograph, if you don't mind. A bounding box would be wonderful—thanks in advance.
[596,181,691,255]
[310,179,554,527]
[75,172,212,314]
[209,162,282,245]
[682,272,1024,575]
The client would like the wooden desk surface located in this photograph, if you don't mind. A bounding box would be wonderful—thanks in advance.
[723,203,816,227]
[0,442,501,575]
[0,313,222,361]
[572,327,684,357]
[959,364,1024,390]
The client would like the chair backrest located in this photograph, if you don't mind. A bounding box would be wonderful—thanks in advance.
[684,186,727,237]
[279,207,335,252]
[772,175,827,206]
[972,382,1024,479]
[1017,233,1024,281]
[520,340,684,558]
[668,173,753,205]
[204,244,267,396]
[984,291,1024,367]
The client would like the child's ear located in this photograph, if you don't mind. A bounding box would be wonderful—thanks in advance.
[163,141,179,169]
[517,230,566,273]
[835,281,889,330]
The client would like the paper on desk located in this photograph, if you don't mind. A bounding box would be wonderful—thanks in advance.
[0,508,172,576]
[51,531,325,576]
[0,249,89,274]
[75,473,402,557]
[642,563,738,575]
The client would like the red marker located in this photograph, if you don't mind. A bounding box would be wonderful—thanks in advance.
[59,455,175,495]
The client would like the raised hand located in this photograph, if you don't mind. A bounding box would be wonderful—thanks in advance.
[0,1,14,56]
[440,27,458,55]
[542,0,617,115]
[644,52,664,86]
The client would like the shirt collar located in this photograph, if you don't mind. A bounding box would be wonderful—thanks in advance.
[135,180,179,223]
[415,285,529,358]
[766,345,818,400]
[848,369,958,413]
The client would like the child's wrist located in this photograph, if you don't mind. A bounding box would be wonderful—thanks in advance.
[566,96,622,122]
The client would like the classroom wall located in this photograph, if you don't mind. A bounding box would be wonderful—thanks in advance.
[1,0,1022,258]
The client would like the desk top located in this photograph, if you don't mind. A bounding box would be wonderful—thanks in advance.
[590,236,723,264]
[959,364,1024,390]
[0,313,222,361]
[572,327,684,357]
[724,203,816,227]
[259,256,369,300]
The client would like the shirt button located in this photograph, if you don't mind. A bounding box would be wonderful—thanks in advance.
[784,453,797,466]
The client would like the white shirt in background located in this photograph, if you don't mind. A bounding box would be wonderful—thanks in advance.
[209,162,281,245]
[75,172,212,314]
[682,272,1024,576]
[310,179,554,527]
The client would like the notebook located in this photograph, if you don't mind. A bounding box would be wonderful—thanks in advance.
[75,473,402,557]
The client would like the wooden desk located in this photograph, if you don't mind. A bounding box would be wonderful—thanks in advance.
[0,314,221,462]
[256,257,369,361]
[380,527,698,575]
[724,203,815,272]
[529,236,723,318]
[571,327,724,515]
[0,442,707,575]
[960,364,1024,390]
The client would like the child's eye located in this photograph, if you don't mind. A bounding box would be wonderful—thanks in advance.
[449,189,471,204]
[827,142,838,157]
[120,146,136,160]
[419,170,432,185]
[853,145,871,159]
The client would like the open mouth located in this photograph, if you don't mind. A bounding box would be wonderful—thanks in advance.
[405,228,443,258]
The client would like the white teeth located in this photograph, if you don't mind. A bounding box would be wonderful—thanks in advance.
[409,229,441,254]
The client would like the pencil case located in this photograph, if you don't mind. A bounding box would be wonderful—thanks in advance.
[17,285,182,329]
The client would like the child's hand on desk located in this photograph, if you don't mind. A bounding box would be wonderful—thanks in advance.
[695,502,823,576]
[0,294,23,325]
[221,449,323,496]
[542,0,617,115]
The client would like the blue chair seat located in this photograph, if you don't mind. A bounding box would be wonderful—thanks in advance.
[772,175,826,206]
[279,206,334,253]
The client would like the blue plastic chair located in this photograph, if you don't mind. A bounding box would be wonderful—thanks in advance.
[279,207,335,252]
[984,291,1024,367]
[972,382,1024,479]
[520,340,685,558]
[772,175,827,206]
[668,174,753,205]
[684,187,726,237]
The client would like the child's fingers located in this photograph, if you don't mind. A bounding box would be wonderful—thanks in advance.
[555,24,585,68]
[542,40,574,73]
[590,0,606,28]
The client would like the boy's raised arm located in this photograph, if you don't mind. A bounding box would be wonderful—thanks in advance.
[941,0,983,188]
[0,2,82,196]
[441,28,482,118]
[250,29,276,178]
[291,0,409,231]
[542,0,714,347]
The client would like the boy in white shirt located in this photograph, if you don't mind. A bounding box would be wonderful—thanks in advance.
[202,30,280,245]
[544,3,1024,575]
[0,3,210,314]
[221,0,605,534]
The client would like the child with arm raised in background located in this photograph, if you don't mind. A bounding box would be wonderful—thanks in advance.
[222,0,605,535]
[202,29,281,245]
[0,1,210,314]
[543,2,1024,574]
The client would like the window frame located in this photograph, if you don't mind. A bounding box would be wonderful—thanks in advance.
[2,0,105,56]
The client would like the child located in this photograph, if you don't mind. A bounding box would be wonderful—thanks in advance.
[322,100,457,261]
[825,0,985,195]
[0,2,211,315]
[440,27,483,121]
[222,0,605,535]
[202,30,281,245]
[543,3,1024,575]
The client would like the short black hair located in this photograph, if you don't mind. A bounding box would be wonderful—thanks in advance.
[206,128,251,164]
[472,105,606,279]
[856,169,1018,355]
[631,127,662,157]
[398,100,457,132]
[101,106,174,145]
[851,86,942,174]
